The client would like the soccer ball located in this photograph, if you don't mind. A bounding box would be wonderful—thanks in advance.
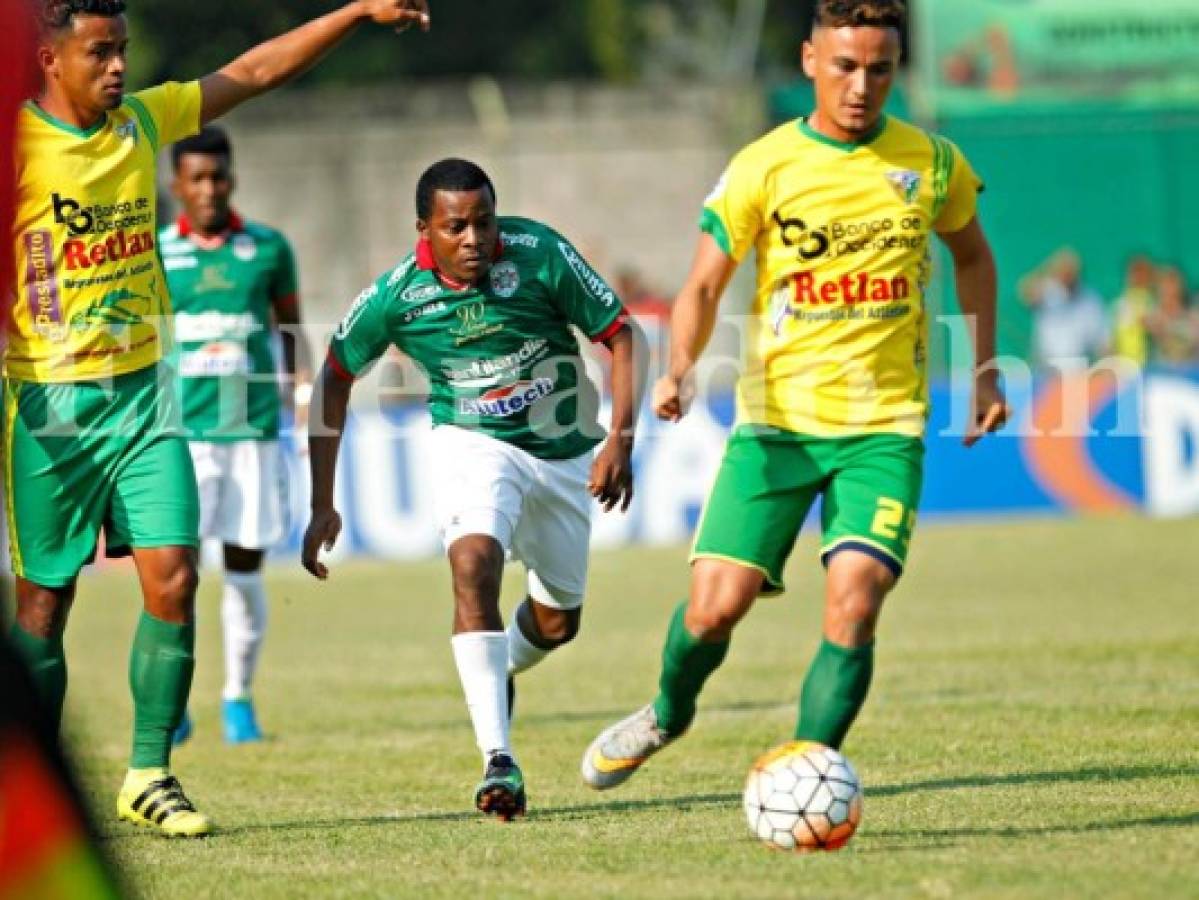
[743,740,863,852]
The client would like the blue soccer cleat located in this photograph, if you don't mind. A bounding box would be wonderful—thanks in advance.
[222,698,263,744]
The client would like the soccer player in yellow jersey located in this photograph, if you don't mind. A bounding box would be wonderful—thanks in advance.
[582,0,1009,789]
[7,0,432,837]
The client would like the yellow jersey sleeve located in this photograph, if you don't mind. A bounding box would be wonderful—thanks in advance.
[123,81,202,152]
[933,139,983,234]
[700,148,765,262]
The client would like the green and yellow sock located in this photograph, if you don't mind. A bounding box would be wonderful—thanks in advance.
[651,602,730,735]
[795,638,874,749]
[129,613,194,770]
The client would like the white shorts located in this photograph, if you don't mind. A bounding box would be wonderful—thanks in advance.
[430,425,594,609]
[189,439,290,551]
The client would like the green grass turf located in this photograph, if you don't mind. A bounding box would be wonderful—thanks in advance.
[39,515,1199,898]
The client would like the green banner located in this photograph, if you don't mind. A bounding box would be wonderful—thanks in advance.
[915,0,1199,114]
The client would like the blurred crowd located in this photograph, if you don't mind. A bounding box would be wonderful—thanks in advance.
[1020,249,1199,369]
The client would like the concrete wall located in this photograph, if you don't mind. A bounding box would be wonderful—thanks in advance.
[201,81,766,396]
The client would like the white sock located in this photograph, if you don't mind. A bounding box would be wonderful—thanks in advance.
[507,617,550,675]
[222,571,268,700]
[450,631,512,761]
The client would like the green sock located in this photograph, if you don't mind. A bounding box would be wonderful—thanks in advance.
[9,624,67,729]
[795,638,874,749]
[129,612,195,770]
[650,602,730,735]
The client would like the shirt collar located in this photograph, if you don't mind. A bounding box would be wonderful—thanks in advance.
[415,236,505,291]
[176,210,245,244]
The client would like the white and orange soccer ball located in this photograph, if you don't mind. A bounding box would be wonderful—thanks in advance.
[743,740,863,852]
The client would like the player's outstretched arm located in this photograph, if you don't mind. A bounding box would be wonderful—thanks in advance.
[653,233,737,422]
[939,216,1009,447]
[589,321,648,513]
[302,360,354,579]
[199,1,432,125]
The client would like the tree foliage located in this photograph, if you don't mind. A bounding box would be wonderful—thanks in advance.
[121,0,830,88]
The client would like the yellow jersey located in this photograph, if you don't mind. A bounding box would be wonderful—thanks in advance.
[703,115,982,438]
[7,81,202,382]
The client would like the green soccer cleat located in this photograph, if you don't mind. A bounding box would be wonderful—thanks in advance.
[581,704,680,791]
[117,770,212,838]
[474,753,526,822]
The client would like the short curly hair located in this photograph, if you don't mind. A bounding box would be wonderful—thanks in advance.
[814,0,906,30]
[41,0,127,33]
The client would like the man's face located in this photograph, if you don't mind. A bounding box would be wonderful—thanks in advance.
[802,25,900,138]
[41,14,128,114]
[172,153,235,234]
[418,187,499,285]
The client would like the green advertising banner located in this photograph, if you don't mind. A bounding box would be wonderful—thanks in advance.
[915,0,1199,114]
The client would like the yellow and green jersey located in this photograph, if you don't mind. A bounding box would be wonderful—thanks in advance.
[6,81,202,383]
[703,115,982,438]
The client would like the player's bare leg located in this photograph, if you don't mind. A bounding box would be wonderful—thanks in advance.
[582,559,761,790]
[506,591,582,719]
[448,535,526,821]
[9,579,76,729]
[794,549,896,748]
[117,545,211,837]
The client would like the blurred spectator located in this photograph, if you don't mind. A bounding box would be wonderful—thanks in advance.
[942,25,1020,97]
[1019,248,1109,369]
[1110,254,1157,366]
[1145,266,1199,365]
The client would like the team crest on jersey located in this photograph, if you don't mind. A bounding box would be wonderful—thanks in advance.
[116,121,138,144]
[489,261,520,298]
[232,235,257,261]
[885,170,921,205]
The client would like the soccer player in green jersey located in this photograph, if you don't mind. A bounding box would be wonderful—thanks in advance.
[161,125,311,746]
[302,158,645,820]
[582,0,1010,789]
[7,0,432,838]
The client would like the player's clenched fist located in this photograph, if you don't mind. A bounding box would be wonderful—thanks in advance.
[652,373,696,423]
[358,0,431,31]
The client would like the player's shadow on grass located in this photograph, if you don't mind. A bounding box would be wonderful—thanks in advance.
[101,762,1197,842]
[419,699,789,731]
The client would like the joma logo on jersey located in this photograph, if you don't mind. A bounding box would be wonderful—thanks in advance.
[790,271,911,305]
[458,378,554,418]
[63,229,156,270]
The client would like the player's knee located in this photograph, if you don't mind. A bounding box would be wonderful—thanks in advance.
[450,548,502,600]
[685,597,745,641]
[154,559,199,611]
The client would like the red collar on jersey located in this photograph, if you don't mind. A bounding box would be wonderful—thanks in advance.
[415,236,505,291]
[177,210,244,245]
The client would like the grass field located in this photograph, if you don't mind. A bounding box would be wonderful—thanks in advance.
[46,515,1199,898]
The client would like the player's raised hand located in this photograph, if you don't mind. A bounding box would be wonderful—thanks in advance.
[652,373,696,423]
[361,0,431,32]
[301,507,343,579]
[963,371,1010,447]
[589,437,634,513]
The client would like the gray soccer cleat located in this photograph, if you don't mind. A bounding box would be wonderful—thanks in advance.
[580,704,680,791]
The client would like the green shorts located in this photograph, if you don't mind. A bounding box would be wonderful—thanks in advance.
[3,365,200,588]
[691,426,924,594]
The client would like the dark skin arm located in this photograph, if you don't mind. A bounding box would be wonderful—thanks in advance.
[199,1,431,125]
[301,361,353,579]
[272,294,314,430]
[589,320,648,513]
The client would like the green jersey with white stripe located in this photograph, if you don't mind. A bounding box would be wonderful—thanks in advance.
[329,217,625,461]
[159,217,297,441]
